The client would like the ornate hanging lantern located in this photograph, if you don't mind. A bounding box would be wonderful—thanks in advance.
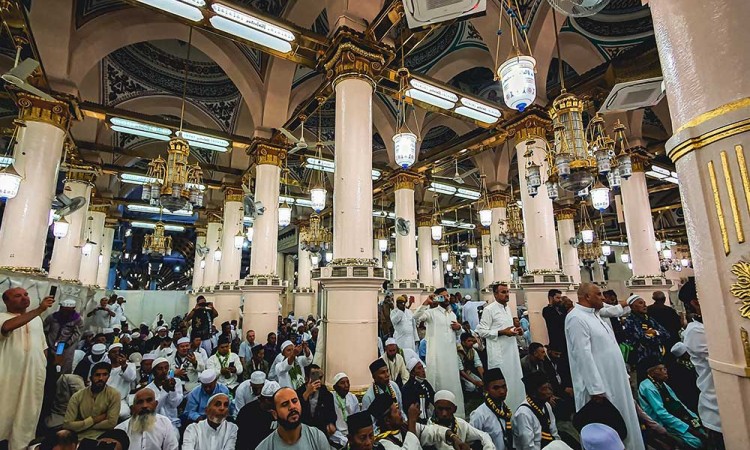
[499,55,536,112]
[53,217,70,238]
[392,66,419,169]
[143,221,173,256]
[278,201,292,227]
[430,195,443,241]
[300,213,331,254]
[590,181,610,212]
[477,174,492,227]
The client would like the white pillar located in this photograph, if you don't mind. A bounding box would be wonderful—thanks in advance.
[192,230,206,290]
[0,95,69,272]
[249,162,281,276]
[620,165,661,277]
[49,178,93,281]
[79,208,106,286]
[219,189,244,283]
[480,230,494,288]
[432,245,443,288]
[96,226,115,289]
[393,174,420,282]
[373,239,383,267]
[417,220,434,289]
[555,208,582,284]
[489,193,511,283]
[203,220,222,288]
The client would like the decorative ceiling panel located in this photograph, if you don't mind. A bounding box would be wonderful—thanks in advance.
[76,0,129,29]
[421,126,458,154]
[406,21,488,74]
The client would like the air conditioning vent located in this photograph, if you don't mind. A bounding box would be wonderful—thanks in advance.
[598,77,666,114]
[403,0,486,29]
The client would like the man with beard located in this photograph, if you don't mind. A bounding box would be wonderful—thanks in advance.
[344,411,375,450]
[424,390,494,449]
[233,370,266,411]
[44,298,83,373]
[470,368,513,450]
[182,369,235,424]
[390,295,418,352]
[63,362,120,439]
[74,343,108,384]
[414,288,465,418]
[270,340,312,389]
[0,288,54,450]
[168,337,204,392]
[330,372,361,447]
[362,358,404,414]
[207,335,243,390]
[257,387,331,449]
[106,344,136,420]
[512,371,562,449]
[146,358,184,429]
[623,294,671,381]
[296,364,337,438]
[115,388,178,450]
[382,338,410,387]
[183,393,238,450]
[542,289,566,355]
[86,298,115,334]
[400,358,435,425]
[235,380,279,449]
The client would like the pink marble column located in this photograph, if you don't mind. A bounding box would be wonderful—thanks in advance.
[78,206,107,286]
[48,175,94,281]
[555,207,581,285]
[488,192,511,284]
[620,159,662,277]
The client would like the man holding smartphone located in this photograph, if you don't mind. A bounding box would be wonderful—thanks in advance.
[295,364,337,439]
[44,298,84,373]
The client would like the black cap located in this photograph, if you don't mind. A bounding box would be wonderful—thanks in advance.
[218,335,232,346]
[369,358,387,374]
[367,394,394,421]
[97,429,130,450]
[573,397,628,440]
[522,371,550,396]
[347,411,374,434]
[483,367,505,384]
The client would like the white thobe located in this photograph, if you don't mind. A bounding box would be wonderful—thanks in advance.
[233,380,259,412]
[115,414,179,450]
[110,303,125,327]
[376,430,422,450]
[107,363,137,419]
[565,304,645,450]
[206,352,243,389]
[469,402,508,450]
[417,418,494,450]
[414,305,465,418]
[271,353,312,389]
[511,400,560,450]
[168,351,206,392]
[391,308,418,351]
[0,313,47,450]
[476,301,525,412]
[146,380,184,428]
[384,353,410,385]
[183,419,238,450]
[683,320,722,432]
[462,301,484,330]
[331,391,360,446]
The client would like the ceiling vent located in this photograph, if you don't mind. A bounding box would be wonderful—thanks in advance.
[598,76,666,114]
[402,0,486,29]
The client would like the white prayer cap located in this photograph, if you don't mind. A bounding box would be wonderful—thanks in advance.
[129,353,143,365]
[403,348,418,363]
[332,372,348,385]
[60,299,77,308]
[142,352,157,361]
[671,342,688,357]
[464,295,472,300]
[280,340,294,351]
[108,343,122,352]
[177,337,190,345]
[580,423,623,450]
[91,344,107,355]
[157,326,167,332]
[152,357,169,368]
[207,392,229,405]
[406,358,422,372]
[261,380,281,398]
[626,294,642,306]
[131,332,141,339]
[199,369,218,384]
[250,371,267,384]
[545,441,575,450]
[434,390,456,406]
[103,328,114,334]
[384,338,397,347]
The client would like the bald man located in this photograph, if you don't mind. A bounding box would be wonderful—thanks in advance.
[0,288,55,450]
[565,283,644,450]
[115,388,178,450]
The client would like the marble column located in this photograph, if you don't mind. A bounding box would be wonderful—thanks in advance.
[214,187,244,327]
[294,220,315,319]
[417,215,435,292]
[242,140,286,345]
[96,226,115,289]
[480,228,495,302]
[202,218,222,288]
[190,228,206,311]
[432,245,443,289]
[79,205,107,286]
[488,192,511,284]
[391,173,424,299]
[555,207,582,285]
[0,94,69,273]
[48,171,95,281]
[652,0,750,444]
[315,35,387,392]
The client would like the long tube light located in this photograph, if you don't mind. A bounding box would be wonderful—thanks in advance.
[406,79,458,110]
[304,157,381,180]
[454,98,501,124]
[121,173,159,185]
[0,156,13,168]
[455,188,481,200]
[110,117,232,152]
[126,204,195,216]
[210,3,294,54]
[136,0,205,22]
[177,131,231,152]
[131,221,186,232]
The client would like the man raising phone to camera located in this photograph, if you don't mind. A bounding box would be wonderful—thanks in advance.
[185,296,217,355]
[1,288,55,450]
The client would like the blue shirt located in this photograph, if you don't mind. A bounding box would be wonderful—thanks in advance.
[181,383,236,422]
[419,338,427,362]
[238,340,254,363]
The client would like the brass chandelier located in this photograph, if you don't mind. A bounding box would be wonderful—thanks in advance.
[299,213,331,255]
[143,221,173,256]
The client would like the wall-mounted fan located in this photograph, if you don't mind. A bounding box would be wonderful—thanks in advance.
[568,236,583,248]
[1,49,56,101]
[243,197,265,219]
[395,217,411,236]
[52,193,87,217]
[196,245,210,258]
[547,0,610,18]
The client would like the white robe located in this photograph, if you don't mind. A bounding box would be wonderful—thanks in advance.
[0,313,47,450]
[146,380,184,428]
[376,430,422,450]
[511,400,560,450]
[206,352,243,389]
[683,320,722,432]
[414,305,465,418]
[182,419,238,450]
[233,380,259,412]
[115,414,179,450]
[418,418,494,449]
[565,304,645,450]
[391,307,418,352]
[331,391,360,446]
[469,402,509,450]
[476,301,525,412]
[462,301,484,330]
[270,352,311,389]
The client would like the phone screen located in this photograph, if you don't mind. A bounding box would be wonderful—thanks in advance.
[310,371,322,382]
[49,285,58,298]
[55,342,65,355]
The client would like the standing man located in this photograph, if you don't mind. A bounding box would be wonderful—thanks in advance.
[110,297,126,329]
[542,289,566,355]
[256,387,331,449]
[115,388,179,450]
[461,295,484,331]
[0,288,54,450]
[414,288,465,418]
[565,283,645,450]
[470,368,513,450]
[476,283,525,412]
[63,362,121,439]
[184,296,217,355]
[647,291,682,348]
[43,298,84,373]
[390,295,418,352]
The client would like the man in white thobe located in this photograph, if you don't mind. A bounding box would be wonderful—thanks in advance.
[115,388,178,450]
[420,390,494,449]
[476,283,525,412]
[390,295,419,352]
[414,288,465,418]
[383,338,410,386]
[330,372,360,447]
[565,283,645,450]
[0,289,54,450]
[147,357,184,429]
[461,295,484,330]
[182,393,238,450]
[107,345,137,419]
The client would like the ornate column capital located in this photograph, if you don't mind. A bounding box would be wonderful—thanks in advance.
[321,27,394,87]
[506,111,553,145]
[479,227,491,236]
[64,164,99,185]
[16,92,72,131]
[390,171,423,191]
[207,211,223,224]
[196,228,206,237]
[488,191,509,208]
[630,152,651,173]
[223,185,244,203]
[88,202,110,214]
[248,137,288,167]
[416,214,433,228]
[554,207,577,221]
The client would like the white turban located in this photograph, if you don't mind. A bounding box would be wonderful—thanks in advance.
[406,358,422,372]
[199,369,218,384]
[250,371,267,385]
[280,340,294,351]
[261,380,281,398]
[152,357,169,369]
[108,343,122,352]
[332,372,348,385]
[177,337,190,345]
[626,294,642,306]
[141,352,156,361]
[434,390,456,406]
[131,332,141,339]
[60,299,77,308]
[580,423,623,450]
[545,441,575,449]
[91,344,107,355]
[384,338,397,347]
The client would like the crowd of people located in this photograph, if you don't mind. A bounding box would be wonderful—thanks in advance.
[0,280,724,450]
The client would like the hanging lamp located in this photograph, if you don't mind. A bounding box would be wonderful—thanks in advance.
[393,67,418,169]
[495,1,536,112]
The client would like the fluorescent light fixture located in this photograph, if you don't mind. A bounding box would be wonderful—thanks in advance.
[645,170,666,180]
[304,157,381,180]
[243,216,255,224]
[428,182,456,195]
[458,97,501,121]
[0,156,13,168]
[405,79,457,110]
[120,173,158,185]
[177,130,230,152]
[210,3,294,53]
[455,188,481,200]
[136,0,205,22]
[652,165,671,176]
[111,117,172,136]
[372,211,396,219]
[111,125,171,142]
[664,176,679,184]
[406,89,456,110]
[131,221,185,232]
[294,198,313,208]
[126,204,194,216]
[453,106,499,124]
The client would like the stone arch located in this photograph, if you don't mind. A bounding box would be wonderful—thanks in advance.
[425,46,496,84]
[372,95,398,167]
[68,7,263,130]
[557,32,607,75]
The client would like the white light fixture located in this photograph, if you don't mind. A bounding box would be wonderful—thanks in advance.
[131,222,185,232]
[620,252,630,263]
[477,266,483,274]
[386,260,394,269]
[681,258,689,267]
[0,163,22,199]
[393,132,417,169]
[136,0,205,22]
[581,229,595,244]
[454,98,502,124]
[628,262,633,270]
[378,238,388,252]
[468,246,478,259]
[662,248,673,259]
[127,204,194,216]
[655,240,663,251]
[278,202,292,227]
[590,184,610,211]
[304,157,381,180]
[445,263,452,272]
[498,55,536,112]
[467,260,475,269]
[200,259,206,269]
[110,117,172,141]
[210,3,295,53]
[601,244,612,256]
[310,253,320,266]
[0,156,13,168]
[98,253,104,264]
[440,251,449,262]
[326,251,333,261]
[479,208,492,227]
[245,226,254,242]
[234,230,244,250]
[431,224,443,241]
[310,187,327,213]
[53,217,70,238]
[428,182,457,196]
[455,188,481,200]
[176,130,230,152]
[81,241,94,256]
[465,268,471,274]
[405,79,458,110]
[213,248,222,261]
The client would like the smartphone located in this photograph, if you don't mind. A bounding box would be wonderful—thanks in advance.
[310,371,322,383]
[229,362,235,368]
[296,335,303,345]
[435,295,444,303]
[49,285,58,298]
[168,369,174,378]
[55,342,65,355]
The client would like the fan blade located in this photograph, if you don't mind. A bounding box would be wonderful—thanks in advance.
[316,141,335,147]
[18,82,56,102]
[288,144,303,154]
[4,58,39,81]
[279,128,300,144]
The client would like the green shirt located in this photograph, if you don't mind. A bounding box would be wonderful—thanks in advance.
[63,385,121,440]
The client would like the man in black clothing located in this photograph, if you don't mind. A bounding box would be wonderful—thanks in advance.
[400,358,435,424]
[542,289,566,354]
[263,332,278,364]
[184,296,217,354]
[647,290,682,347]
[235,380,278,449]
[295,364,337,438]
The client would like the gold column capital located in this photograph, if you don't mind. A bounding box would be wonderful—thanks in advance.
[223,185,244,203]
[630,153,651,173]
[416,214,433,228]
[249,138,288,167]
[64,164,99,184]
[488,191,509,208]
[321,27,394,86]
[390,171,423,191]
[207,211,223,224]
[554,207,577,221]
[16,92,72,131]
[196,228,207,237]
[88,202,110,214]
[506,111,553,145]
[479,227,491,236]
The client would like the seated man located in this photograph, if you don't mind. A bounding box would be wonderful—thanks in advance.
[330,372,360,447]
[106,346,136,420]
[638,358,706,449]
[470,368,513,450]
[345,411,375,450]
[206,336,243,390]
[63,362,120,440]
[400,358,435,425]
[181,369,235,424]
[457,332,484,393]
[146,358,184,430]
[115,388,178,450]
[361,358,404,414]
[168,336,205,392]
[183,393,238,450]
[382,338,410,386]
[233,370,266,412]
[256,387,330,449]
[295,364,337,439]
[235,380,279,450]
[423,390,494,449]
[269,340,312,389]
[512,372,562,449]
[43,374,86,431]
